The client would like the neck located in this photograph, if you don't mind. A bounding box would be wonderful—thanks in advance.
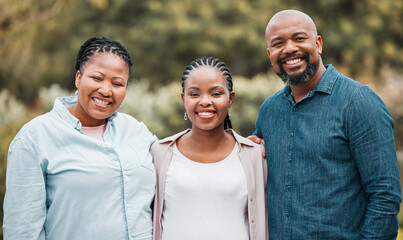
[185,126,231,150]
[68,105,107,127]
[290,64,326,103]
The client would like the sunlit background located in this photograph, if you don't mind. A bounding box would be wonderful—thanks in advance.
[1,0,402,238]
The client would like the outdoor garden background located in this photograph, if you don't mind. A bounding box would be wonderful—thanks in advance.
[1,0,402,238]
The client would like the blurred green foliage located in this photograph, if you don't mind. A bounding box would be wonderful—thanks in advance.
[0,0,402,102]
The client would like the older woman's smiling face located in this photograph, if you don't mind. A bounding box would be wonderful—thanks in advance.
[70,52,129,126]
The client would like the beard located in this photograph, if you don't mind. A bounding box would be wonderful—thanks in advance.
[275,53,319,86]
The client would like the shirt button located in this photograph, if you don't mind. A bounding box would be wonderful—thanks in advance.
[290,132,294,137]
[287,185,291,190]
[250,197,253,201]
[286,213,290,218]
[288,158,292,163]
[293,107,297,111]
[251,219,254,223]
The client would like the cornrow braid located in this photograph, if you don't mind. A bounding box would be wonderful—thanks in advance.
[75,36,133,76]
[181,56,233,129]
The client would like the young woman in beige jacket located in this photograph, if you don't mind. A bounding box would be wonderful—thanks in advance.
[151,56,268,240]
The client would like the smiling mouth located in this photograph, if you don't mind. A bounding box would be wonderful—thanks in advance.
[197,111,215,119]
[93,97,112,106]
[279,53,307,67]
[284,57,303,65]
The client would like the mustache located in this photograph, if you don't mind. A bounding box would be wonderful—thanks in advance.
[277,53,308,64]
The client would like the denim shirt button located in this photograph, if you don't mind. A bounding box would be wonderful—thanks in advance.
[288,158,292,163]
[287,185,291,190]
[286,213,290,218]
[290,132,294,137]
[293,107,297,111]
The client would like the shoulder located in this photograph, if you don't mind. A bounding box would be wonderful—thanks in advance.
[12,112,53,142]
[114,112,141,124]
[150,129,189,169]
[330,72,384,109]
[114,112,154,137]
[150,129,190,159]
[8,112,55,155]
[229,129,264,154]
[261,87,286,106]
[329,67,366,95]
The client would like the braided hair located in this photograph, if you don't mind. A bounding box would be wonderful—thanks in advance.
[181,56,233,129]
[75,36,133,77]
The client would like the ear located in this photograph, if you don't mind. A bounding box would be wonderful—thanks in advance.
[75,70,81,89]
[316,35,323,55]
[228,91,235,108]
[267,48,271,57]
[181,92,185,104]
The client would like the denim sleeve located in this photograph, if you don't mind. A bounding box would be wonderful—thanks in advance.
[3,137,46,240]
[347,86,401,239]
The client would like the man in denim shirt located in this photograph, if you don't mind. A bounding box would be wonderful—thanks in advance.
[252,9,401,239]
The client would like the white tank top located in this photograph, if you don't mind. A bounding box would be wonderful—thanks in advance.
[161,143,249,240]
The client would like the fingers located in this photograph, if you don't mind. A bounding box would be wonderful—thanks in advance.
[247,135,263,144]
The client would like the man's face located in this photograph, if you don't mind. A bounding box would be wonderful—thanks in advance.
[266,13,323,86]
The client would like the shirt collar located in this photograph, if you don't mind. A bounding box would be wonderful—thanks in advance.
[283,64,338,98]
[311,64,338,95]
[52,96,117,130]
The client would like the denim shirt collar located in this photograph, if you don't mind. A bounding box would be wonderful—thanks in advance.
[52,95,117,131]
[283,64,338,100]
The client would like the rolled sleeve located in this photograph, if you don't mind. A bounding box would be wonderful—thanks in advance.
[3,137,47,240]
[348,86,401,239]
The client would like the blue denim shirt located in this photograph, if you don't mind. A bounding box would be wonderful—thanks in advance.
[3,96,156,240]
[254,65,401,239]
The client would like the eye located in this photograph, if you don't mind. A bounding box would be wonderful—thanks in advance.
[189,92,199,97]
[212,91,222,97]
[91,76,102,81]
[272,41,283,47]
[295,37,307,41]
[113,82,125,87]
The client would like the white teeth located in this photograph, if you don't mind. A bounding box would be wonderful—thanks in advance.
[94,98,109,105]
[198,112,213,116]
[285,58,302,64]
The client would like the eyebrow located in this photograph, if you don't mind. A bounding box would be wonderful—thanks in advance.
[186,86,224,91]
[90,71,124,80]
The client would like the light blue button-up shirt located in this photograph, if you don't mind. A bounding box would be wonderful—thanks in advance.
[254,65,401,239]
[3,96,156,240]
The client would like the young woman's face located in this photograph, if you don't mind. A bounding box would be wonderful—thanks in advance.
[72,53,129,126]
[182,66,235,132]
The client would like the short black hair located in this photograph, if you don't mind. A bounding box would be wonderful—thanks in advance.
[75,36,133,77]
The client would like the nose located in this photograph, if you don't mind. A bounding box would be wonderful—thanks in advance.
[283,40,298,54]
[98,81,112,96]
[199,94,212,106]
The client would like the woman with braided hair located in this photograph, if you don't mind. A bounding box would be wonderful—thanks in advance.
[3,36,155,239]
[151,56,268,240]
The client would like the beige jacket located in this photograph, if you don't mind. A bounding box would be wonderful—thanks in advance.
[151,129,269,240]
